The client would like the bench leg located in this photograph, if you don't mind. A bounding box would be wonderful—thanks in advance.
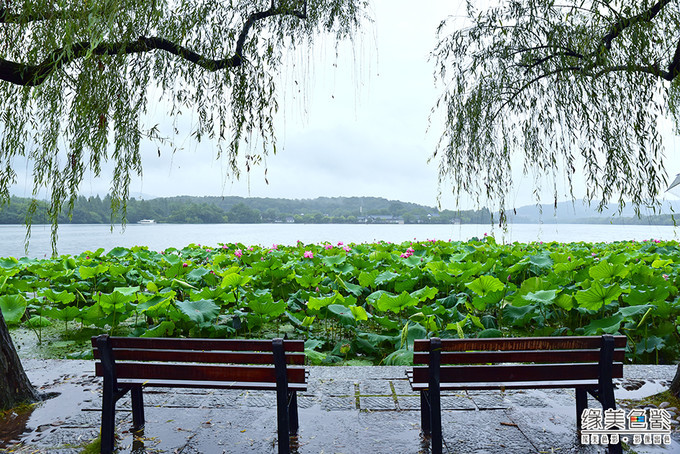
[277,390,290,454]
[288,391,299,435]
[430,389,442,454]
[575,388,587,431]
[420,391,431,435]
[131,386,145,431]
[600,387,622,454]
[100,386,116,454]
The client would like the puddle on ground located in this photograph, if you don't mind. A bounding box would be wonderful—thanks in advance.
[0,376,97,450]
[615,379,670,400]
[0,404,35,448]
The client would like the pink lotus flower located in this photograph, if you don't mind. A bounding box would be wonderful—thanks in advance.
[182,262,188,268]
[343,246,351,252]
[304,251,314,259]
[325,244,333,250]
[222,245,228,249]
[663,274,669,281]
[401,248,414,259]
[272,244,278,250]
[337,242,344,246]
[235,249,243,258]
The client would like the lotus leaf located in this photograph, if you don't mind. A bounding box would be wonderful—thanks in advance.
[575,282,623,310]
[589,261,629,280]
[176,299,220,324]
[383,349,413,366]
[0,294,27,324]
[376,291,418,313]
[466,275,504,297]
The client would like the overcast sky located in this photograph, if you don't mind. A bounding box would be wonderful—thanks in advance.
[9,1,680,210]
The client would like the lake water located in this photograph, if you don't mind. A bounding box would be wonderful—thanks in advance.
[1,222,679,258]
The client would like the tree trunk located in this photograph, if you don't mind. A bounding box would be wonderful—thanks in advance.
[0,310,40,411]
[671,364,680,398]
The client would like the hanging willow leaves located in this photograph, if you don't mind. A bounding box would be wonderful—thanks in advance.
[433,0,680,217]
[0,0,369,254]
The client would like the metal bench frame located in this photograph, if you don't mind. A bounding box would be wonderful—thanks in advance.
[407,334,625,454]
[92,335,306,454]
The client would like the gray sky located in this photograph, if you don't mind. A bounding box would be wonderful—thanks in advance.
[10,1,680,210]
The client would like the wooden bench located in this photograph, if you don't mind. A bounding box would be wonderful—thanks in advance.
[407,335,625,454]
[92,335,307,454]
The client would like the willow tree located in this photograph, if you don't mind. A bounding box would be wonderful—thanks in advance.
[0,0,367,250]
[0,0,367,410]
[431,0,680,395]
[432,0,679,218]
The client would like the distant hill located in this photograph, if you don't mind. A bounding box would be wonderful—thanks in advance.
[4,194,677,225]
[506,200,680,224]
[0,195,492,225]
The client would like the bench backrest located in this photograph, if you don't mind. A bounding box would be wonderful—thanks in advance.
[92,335,306,385]
[412,335,626,384]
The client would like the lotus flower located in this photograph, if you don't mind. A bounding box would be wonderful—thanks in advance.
[304,251,314,259]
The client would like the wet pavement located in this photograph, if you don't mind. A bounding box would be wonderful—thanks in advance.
[1,361,679,454]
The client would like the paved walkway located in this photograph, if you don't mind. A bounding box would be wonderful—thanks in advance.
[1,361,679,453]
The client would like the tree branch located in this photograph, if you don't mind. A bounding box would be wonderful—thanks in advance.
[600,0,673,50]
[0,1,308,86]
[667,37,680,80]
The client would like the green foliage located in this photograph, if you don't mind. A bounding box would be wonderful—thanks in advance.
[0,1,370,253]
[0,195,495,227]
[434,0,679,217]
[0,294,27,324]
[2,237,680,364]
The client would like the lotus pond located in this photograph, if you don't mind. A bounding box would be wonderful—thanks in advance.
[1,237,679,365]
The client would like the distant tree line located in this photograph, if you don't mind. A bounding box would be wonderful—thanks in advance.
[0,195,494,225]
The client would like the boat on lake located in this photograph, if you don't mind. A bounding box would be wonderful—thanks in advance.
[137,219,156,224]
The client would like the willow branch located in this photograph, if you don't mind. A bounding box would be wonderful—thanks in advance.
[0,1,307,86]
[600,0,673,50]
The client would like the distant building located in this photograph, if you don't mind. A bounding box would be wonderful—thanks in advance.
[365,215,403,224]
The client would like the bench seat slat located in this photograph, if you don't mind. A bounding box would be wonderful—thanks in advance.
[93,349,305,365]
[91,336,305,352]
[413,336,626,352]
[116,378,308,391]
[412,362,623,383]
[95,362,307,383]
[413,349,625,365]
[409,379,600,391]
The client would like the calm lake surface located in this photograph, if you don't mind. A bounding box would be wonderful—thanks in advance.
[1,223,679,258]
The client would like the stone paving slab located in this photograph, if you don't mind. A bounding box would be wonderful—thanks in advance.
[2,361,679,453]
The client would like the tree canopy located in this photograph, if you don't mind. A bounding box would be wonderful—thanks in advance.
[432,0,680,220]
[0,0,367,251]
